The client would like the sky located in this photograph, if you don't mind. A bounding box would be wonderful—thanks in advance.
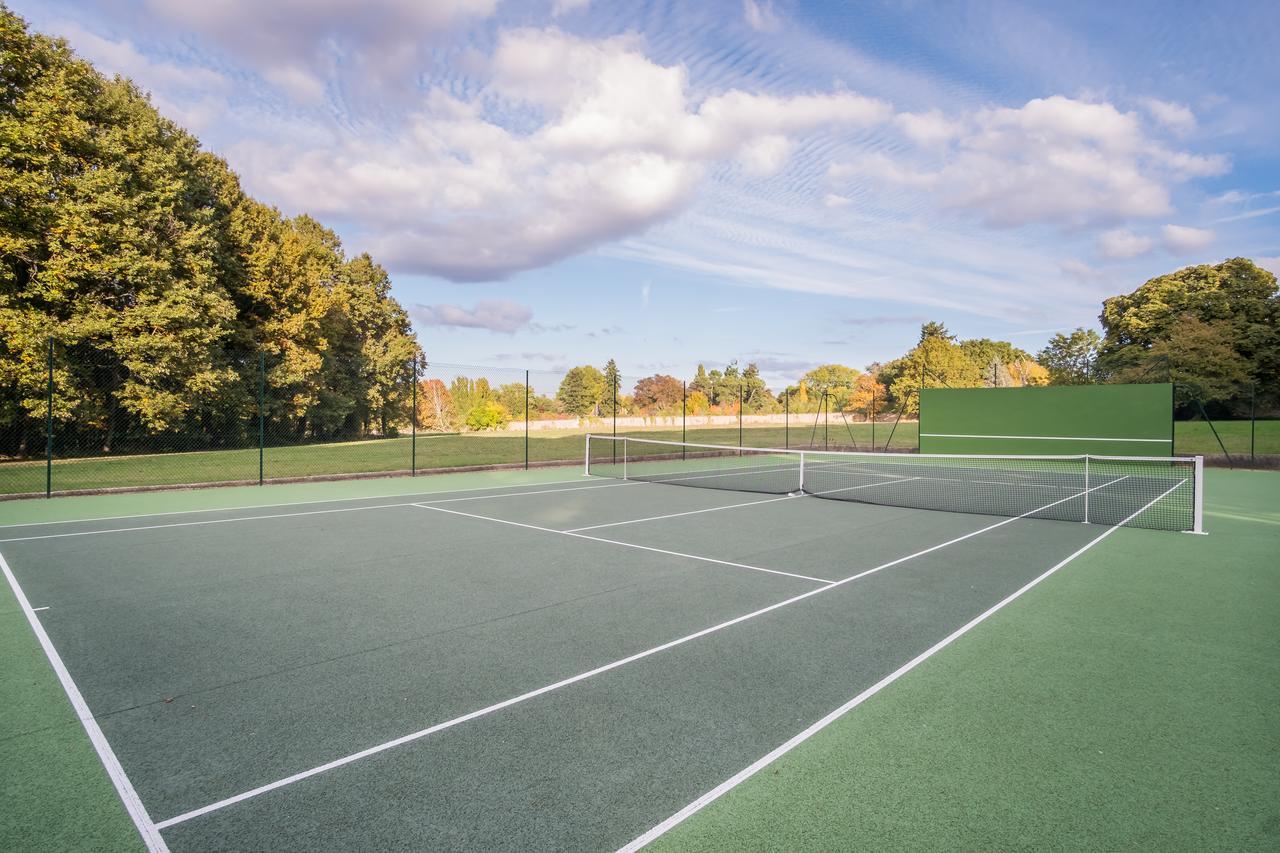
[15,0,1280,390]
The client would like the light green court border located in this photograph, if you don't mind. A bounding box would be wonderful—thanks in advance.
[0,465,587,528]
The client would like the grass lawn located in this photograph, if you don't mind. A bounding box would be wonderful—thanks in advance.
[1,420,1276,497]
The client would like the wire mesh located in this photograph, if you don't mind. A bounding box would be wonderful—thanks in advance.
[586,435,1200,532]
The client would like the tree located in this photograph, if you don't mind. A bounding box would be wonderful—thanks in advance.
[689,364,712,398]
[1098,258,1278,399]
[557,365,605,416]
[633,374,683,413]
[844,374,887,418]
[888,337,983,415]
[602,359,620,413]
[799,364,860,409]
[465,399,510,431]
[1037,328,1101,385]
[685,390,710,415]
[919,321,955,343]
[496,382,527,419]
[1110,316,1251,405]
[416,379,456,431]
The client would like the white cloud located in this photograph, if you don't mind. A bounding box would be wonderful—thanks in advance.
[1161,224,1215,254]
[1096,228,1154,260]
[412,300,534,333]
[1141,98,1197,134]
[894,110,960,146]
[143,0,498,99]
[1060,258,1106,282]
[552,0,592,15]
[239,27,892,281]
[823,194,852,208]
[830,95,1230,230]
[743,0,781,33]
[1255,257,1280,277]
[640,282,651,306]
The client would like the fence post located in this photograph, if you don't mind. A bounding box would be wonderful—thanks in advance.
[871,385,877,451]
[784,391,789,449]
[258,351,265,486]
[411,355,417,477]
[739,383,743,449]
[682,381,687,459]
[1250,382,1256,468]
[612,373,618,464]
[45,336,53,498]
[524,370,530,471]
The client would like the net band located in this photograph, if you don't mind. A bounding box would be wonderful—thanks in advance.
[585,435,1202,533]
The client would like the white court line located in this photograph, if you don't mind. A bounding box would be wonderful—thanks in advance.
[418,503,833,585]
[0,482,633,544]
[0,475,596,530]
[808,476,922,497]
[618,477,1186,852]
[32,605,49,611]
[564,494,802,533]
[0,550,170,852]
[921,432,1171,443]
[155,478,1109,831]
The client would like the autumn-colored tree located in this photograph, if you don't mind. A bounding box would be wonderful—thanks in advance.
[685,390,710,415]
[633,375,683,413]
[465,399,511,431]
[416,379,456,431]
[844,374,887,418]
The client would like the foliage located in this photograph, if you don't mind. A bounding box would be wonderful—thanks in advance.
[1037,328,1101,385]
[416,379,455,431]
[843,374,887,418]
[556,365,605,417]
[0,8,419,457]
[633,374,683,413]
[1098,258,1278,404]
[464,399,511,431]
[889,336,983,415]
[685,390,710,415]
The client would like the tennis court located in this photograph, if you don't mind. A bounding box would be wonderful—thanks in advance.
[0,437,1252,851]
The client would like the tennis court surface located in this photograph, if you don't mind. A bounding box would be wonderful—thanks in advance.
[2,440,1275,851]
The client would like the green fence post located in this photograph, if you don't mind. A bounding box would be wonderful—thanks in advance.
[45,336,53,498]
[682,381,686,459]
[612,374,618,464]
[739,383,743,449]
[1248,382,1255,468]
[258,351,265,486]
[784,390,789,449]
[871,385,877,451]
[524,370,529,471]
[411,355,417,477]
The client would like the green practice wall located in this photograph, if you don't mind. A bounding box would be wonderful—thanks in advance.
[919,384,1174,456]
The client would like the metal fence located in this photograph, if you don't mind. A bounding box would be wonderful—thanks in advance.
[2,344,1274,499]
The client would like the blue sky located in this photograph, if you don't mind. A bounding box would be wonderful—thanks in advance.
[15,0,1279,389]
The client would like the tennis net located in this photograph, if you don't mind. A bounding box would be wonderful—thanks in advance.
[585,435,1202,532]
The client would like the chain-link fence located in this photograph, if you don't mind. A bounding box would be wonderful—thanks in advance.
[3,344,1275,499]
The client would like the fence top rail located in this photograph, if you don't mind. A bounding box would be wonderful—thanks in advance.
[584,434,1200,464]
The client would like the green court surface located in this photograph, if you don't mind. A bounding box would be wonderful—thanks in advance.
[1,464,1276,851]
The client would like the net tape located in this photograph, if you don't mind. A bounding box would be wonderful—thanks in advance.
[586,435,1201,532]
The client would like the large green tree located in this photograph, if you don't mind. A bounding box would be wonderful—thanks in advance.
[557,365,605,416]
[1037,328,1101,385]
[0,8,421,456]
[1098,258,1278,402]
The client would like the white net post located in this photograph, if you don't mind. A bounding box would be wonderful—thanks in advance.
[623,436,628,481]
[1192,455,1204,534]
[583,434,592,476]
[798,451,806,493]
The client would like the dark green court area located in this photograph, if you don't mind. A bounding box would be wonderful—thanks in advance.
[2,468,1276,851]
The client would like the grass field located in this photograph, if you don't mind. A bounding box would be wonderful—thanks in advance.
[0,467,1275,851]
[0,420,1276,497]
